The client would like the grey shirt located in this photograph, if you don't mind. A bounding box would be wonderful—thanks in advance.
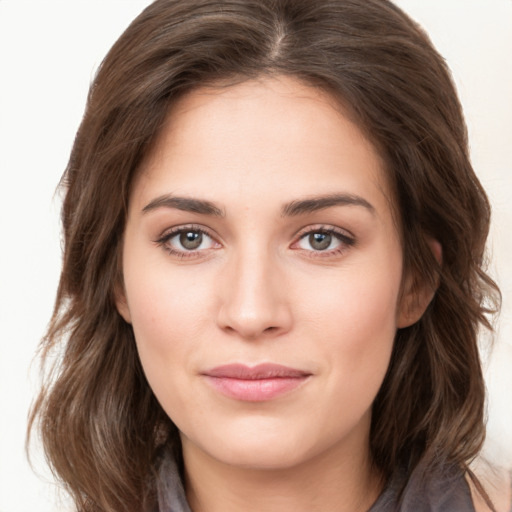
[368,463,475,511]
[156,455,476,512]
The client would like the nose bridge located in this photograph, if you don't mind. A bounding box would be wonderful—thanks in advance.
[217,241,291,339]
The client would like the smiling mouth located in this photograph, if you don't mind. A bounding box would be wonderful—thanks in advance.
[202,363,312,401]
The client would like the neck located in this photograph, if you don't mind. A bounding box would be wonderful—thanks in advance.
[182,430,383,512]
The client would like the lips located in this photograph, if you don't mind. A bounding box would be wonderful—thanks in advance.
[202,363,311,401]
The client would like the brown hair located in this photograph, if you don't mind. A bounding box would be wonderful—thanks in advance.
[29,0,500,510]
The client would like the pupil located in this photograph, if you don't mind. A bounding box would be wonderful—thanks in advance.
[180,231,202,250]
[310,232,331,250]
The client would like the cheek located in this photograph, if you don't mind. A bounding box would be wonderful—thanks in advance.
[298,255,402,397]
[131,284,210,347]
[301,256,401,341]
[125,273,215,429]
[122,248,217,395]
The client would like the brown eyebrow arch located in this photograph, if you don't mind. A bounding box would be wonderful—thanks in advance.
[142,195,225,217]
[281,193,375,217]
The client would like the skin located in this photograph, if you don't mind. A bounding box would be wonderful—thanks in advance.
[117,76,431,512]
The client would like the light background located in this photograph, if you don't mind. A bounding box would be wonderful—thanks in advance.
[0,1,511,511]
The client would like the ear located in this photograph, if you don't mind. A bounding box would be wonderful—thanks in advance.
[114,283,132,324]
[396,238,442,328]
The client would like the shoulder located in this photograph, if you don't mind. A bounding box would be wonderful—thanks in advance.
[371,463,473,511]
[466,464,512,512]
[371,461,504,512]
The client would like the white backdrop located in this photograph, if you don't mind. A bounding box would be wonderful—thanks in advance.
[0,1,511,511]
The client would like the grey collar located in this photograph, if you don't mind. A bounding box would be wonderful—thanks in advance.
[156,454,475,512]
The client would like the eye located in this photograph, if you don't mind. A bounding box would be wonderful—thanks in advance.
[293,227,355,255]
[299,232,339,251]
[156,226,220,257]
[176,230,208,250]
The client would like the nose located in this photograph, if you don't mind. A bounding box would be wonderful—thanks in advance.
[216,246,293,340]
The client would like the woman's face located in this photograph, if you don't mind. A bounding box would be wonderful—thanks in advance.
[118,76,411,471]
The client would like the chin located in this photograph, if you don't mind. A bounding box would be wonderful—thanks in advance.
[206,439,310,471]
[180,414,348,472]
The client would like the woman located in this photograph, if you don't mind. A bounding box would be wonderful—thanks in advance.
[29,0,502,511]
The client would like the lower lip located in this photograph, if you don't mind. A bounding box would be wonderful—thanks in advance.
[204,376,309,401]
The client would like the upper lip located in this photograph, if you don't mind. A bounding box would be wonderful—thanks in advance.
[202,363,311,380]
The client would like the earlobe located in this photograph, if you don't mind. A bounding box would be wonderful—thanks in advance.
[396,278,435,328]
[396,238,442,328]
[114,285,132,324]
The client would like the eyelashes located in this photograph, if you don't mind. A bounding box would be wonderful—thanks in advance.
[155,224,356,260]
[155,225,220,259]
[292,226,355,256]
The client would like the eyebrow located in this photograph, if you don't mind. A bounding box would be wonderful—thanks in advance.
[281,193,375,217]
[142,195,225,217]
[141,192,375,218]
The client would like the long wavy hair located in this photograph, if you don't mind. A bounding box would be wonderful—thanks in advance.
[28,0,500,510]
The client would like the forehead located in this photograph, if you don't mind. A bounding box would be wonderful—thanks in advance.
[132,76,393,217]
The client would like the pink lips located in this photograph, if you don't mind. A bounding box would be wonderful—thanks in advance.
[202,363,311,401]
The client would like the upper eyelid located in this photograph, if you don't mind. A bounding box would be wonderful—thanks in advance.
[157,224,218,241]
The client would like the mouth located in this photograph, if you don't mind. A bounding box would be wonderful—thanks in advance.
[201,363,312,402]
